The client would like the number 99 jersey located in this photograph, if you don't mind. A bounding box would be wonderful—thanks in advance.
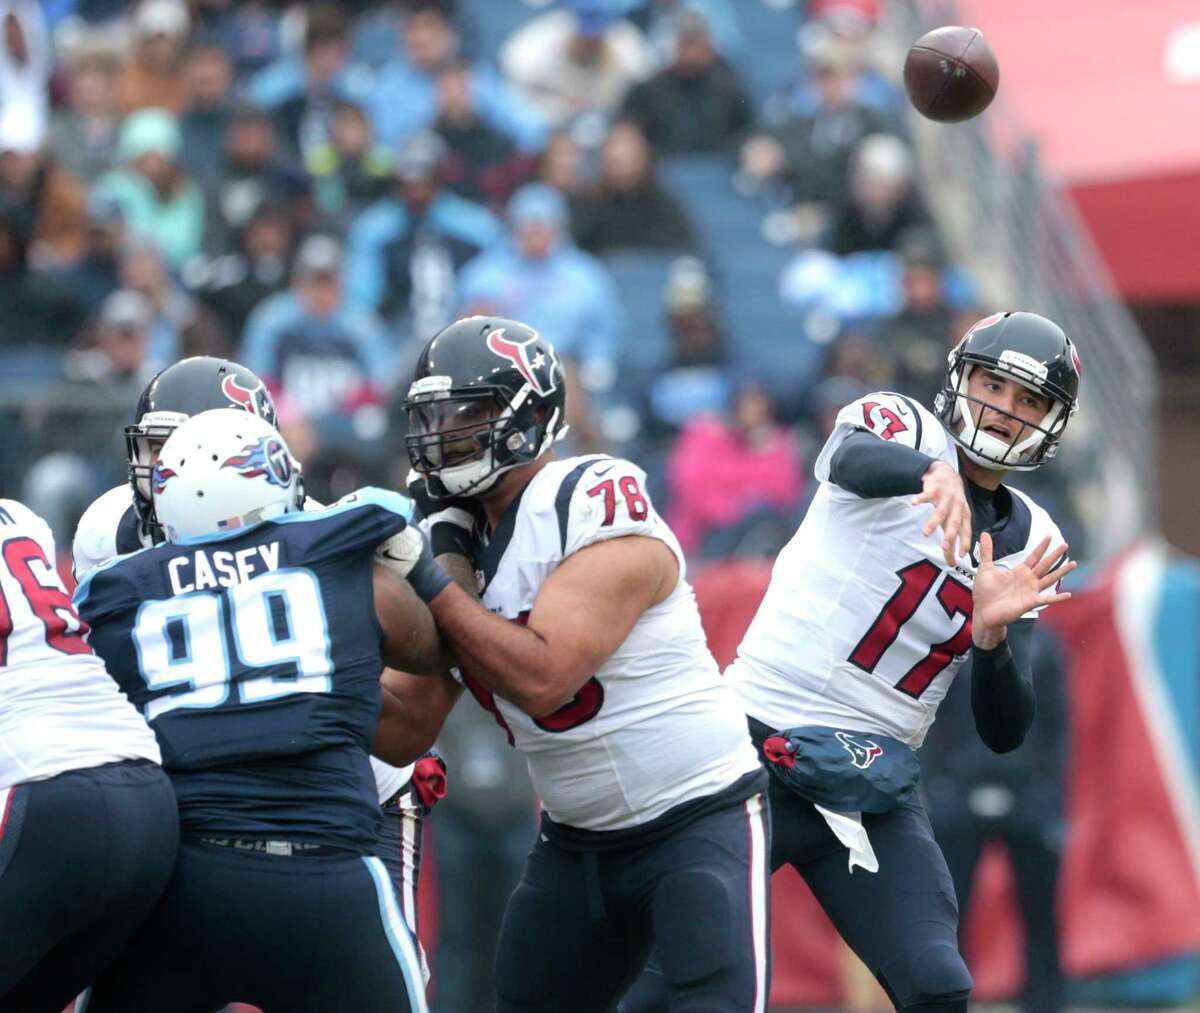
[463,455,762,833]
[728,392,1064,749]
[73,488,412,852]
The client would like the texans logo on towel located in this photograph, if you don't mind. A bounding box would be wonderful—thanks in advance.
[835,731,884,770]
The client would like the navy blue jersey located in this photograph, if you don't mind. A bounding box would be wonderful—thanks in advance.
[74,487,412,852]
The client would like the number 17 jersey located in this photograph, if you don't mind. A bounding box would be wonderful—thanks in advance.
[728,392,1063,748]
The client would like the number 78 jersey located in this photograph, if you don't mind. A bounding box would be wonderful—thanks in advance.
[466,455,761,833]
[727,392,1064,749]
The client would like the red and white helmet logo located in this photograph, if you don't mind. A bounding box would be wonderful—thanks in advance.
[963,312,1005,342]
[1069,344,1083,377]
[221,374,268,416]
[486,329,557,397]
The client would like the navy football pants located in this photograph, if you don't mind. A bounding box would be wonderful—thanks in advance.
[623,719,971,1013]
[79,840,428,1013]
[376,785,429,983]
[0,759,178,1012]
[496,794,771,1013]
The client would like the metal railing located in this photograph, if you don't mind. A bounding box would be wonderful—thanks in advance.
[885,1,1160,558]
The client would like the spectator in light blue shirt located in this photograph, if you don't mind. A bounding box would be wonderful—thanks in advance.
[241,234,395,422]
[345,131,503,344]
[369,4,547,154]
[246,4,374,118]
[457,183,623,393]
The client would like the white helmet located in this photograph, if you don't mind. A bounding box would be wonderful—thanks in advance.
[153,409,303,542]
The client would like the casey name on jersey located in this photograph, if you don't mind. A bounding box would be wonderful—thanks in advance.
[166,542,281,594]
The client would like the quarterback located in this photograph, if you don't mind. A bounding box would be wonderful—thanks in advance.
[725,311,1080,1012]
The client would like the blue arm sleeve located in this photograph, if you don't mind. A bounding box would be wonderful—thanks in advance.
[970,618,1036,753]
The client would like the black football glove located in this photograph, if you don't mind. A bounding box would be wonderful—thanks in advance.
[405,470,483,560]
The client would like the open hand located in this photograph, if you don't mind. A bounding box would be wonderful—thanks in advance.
[972,532,1076,647]
[912,460,973,567]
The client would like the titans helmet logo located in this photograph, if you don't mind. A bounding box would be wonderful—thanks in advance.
[221,436,293,489]
[151,464,177,495]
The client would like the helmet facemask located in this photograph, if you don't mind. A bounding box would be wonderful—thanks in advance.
[125,410,189,526]
[405,379,564,497]
[937,363,1070,471]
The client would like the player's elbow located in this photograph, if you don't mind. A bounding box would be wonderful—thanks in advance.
[513,668,592,720]
[975,718,1029,754]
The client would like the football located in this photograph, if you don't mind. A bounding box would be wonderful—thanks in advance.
[903,26,999,123]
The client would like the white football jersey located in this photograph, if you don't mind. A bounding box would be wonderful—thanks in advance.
[469,454,761,832]
[729,392,1064,749]
[72,484,155,580]
[0,499,161,790]
[72,485,414,800]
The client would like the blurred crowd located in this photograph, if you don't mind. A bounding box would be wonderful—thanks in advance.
[0,0,1088,563]
[0,2,1092,1008]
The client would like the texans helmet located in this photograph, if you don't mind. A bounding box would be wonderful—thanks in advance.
[935,311,1081,471]
[403,316,567,497]
[126,356,277,528]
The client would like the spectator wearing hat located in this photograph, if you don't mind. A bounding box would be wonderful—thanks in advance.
[644,256,729,436]
[241,234,392,416]
[739,27,895,208]
[79,288,156,382]
[571,119,695,255]
[0,100,87,266]
[620,7,753,155]
[178,43,236,185]
[826,133,931,256]
[240,234,395,500]
[499,0,657,131]
[345,130,501,342]
[97,107,205,269]
[370,2,546,154]
[434,61,534,210]
[457,182,623,393]
[48,48,122,186]
[115,0,192,114]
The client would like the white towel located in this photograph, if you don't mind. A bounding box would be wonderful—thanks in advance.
[815,804,879,874]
